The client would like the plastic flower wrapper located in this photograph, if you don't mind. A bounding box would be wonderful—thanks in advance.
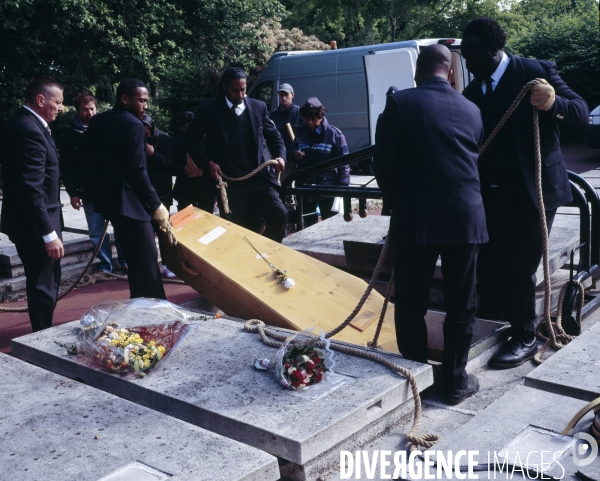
[254,328,336,390]
[76,298,217,377]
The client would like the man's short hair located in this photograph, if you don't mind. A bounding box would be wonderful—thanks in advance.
[221,67,248,87]
[463,17,507,51]
[115,78,147,102]
[25,77,63,104]
[178,111,195,126]
[73,91,97,111]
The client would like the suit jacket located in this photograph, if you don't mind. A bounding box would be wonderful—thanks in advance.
[374,77,488,246]
[463,55,589,211]
[185,96,285,187]
[81,104,161,221]
[0,107,62,240]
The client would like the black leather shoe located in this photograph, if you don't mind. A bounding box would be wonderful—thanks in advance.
[444,374,479,406]
[488,337,538,369]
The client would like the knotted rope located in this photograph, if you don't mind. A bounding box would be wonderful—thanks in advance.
[477,78,581,362]
[534,279,583,363]
[0,220,183,313]
[216,159,281,215]
[244,319,439,451]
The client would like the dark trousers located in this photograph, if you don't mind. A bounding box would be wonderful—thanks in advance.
[303,196,336,227]
[14,235,62,332]
[174,176,204,211]
[111,216,166,300]
[395,243,479,392]
[227,176,288,242]
[477,182,556,338]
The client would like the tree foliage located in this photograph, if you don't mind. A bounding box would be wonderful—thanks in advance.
[510,0,600,107]
[0,0,597,129]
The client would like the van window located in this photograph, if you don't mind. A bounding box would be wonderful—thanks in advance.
[249,81,273,111]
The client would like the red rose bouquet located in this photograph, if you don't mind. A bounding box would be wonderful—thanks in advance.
[255,329,335,390]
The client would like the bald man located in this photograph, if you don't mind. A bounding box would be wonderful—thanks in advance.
[374,44,488,405]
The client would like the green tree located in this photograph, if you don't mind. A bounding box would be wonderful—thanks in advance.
[510,0,600,107]
[0,0,187,123]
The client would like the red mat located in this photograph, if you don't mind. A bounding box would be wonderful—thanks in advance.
[0,280,200,355]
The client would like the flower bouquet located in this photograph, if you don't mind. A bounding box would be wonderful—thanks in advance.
[76,298,215,377]
[255,329,335,390]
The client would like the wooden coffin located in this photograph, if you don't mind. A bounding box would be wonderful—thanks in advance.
[161,206,399,352]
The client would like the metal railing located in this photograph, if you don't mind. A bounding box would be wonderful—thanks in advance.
[281,145,378,229]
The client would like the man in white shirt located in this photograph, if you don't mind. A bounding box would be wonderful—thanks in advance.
[0,77,65,331]
[185,67,288,242]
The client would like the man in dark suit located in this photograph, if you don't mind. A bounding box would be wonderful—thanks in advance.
[374,45,488,405]
[0,77,65,331]
[82,78,168,299]
[461,18,589,369]
[185,67,288,242]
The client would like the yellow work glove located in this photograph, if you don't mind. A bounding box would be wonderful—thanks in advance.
[530,78,555,111]
[152,204,170,229]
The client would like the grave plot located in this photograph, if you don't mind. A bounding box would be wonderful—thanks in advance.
[0,353,279,481]
[525,318,600,402]
[12,314,432,481]
[406,385,599,481]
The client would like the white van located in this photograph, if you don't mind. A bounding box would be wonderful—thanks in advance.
[248,39,470,152]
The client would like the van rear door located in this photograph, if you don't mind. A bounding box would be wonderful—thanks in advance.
[364,48,417,144]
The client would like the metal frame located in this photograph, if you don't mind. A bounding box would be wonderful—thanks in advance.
[561,173,600,334]
[282,146,377,230]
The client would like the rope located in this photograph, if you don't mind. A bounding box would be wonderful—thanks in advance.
[325,235,392,339]
[0,219,183,312]
[534,279,583,363]
[244,319,440,451]
[216,159,281,215]
[369,267,395,349]
[477,79,581,362]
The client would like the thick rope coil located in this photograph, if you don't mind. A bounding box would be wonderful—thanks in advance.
[534,279,583,363]
[216,159,281,216]
[244,319,440,451]
[478,79,581,362]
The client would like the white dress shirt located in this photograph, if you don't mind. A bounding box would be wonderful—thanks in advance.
[482,51,510,95]
[225,96,246,116]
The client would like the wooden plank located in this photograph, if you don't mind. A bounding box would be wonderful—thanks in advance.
[162,208,399,352]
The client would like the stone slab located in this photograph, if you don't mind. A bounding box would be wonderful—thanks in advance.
[524,317,600,401]
[584,177,600,188]
[283,214,389,268]
[423,310,507,361]
[283,213,580,287]
[11,313,432,470]
[580,168,600,177]
[0,353,279,481]
[348,175,379,188]
[418,385,599,481]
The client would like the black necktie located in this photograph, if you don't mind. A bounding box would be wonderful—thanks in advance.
[484,77,494,97]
